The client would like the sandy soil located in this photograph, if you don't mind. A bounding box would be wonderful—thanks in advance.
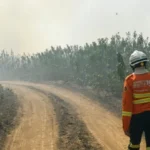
[1,81,146,150]
[2,85,57,150]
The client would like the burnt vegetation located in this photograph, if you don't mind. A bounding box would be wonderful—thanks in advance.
[0,85,18,149]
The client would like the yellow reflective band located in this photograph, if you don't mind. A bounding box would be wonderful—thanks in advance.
[129,143,140,148]
[122,111,132,116]
[133,97,150,104]
[147,147,150,150]
[134,93,150,98]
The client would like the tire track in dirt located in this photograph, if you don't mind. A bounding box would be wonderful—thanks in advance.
[24,85,102,150]
[49,93,102,150]
[1,81,145,150]
[2,84,57,150]
[11,82,126,150]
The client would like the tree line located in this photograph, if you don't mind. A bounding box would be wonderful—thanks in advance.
[0,31,150,97]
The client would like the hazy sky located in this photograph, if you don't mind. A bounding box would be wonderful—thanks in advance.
[0,0,150,54]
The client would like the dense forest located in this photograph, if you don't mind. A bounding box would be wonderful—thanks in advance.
[0,31,150,97]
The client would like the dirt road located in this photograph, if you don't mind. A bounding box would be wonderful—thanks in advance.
[2,81,145,150]
[3,85,57,150]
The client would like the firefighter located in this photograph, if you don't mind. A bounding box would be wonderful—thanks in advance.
[122,50,150,150]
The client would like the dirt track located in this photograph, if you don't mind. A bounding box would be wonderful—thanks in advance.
[2,81,145,150]
[3,85,57,150]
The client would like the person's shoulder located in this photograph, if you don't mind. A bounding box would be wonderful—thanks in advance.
[125,74,133,80]
[125,74,134,82]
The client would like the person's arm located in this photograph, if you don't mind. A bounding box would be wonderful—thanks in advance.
[122,78,133,136]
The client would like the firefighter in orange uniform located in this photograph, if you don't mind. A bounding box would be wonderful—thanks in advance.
[122,50,150,150]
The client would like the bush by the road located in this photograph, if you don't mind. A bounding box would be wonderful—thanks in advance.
[0,85,18,148]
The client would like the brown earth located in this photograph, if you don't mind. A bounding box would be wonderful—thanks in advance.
[1,81,146,150]
[48,93,102,150]
[2,85,58,150]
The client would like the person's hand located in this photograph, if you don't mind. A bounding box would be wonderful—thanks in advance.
[124,130,130,137]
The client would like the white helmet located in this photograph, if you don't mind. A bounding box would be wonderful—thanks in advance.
[129,50,149,67]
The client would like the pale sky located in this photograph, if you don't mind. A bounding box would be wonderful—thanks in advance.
[0,0,150,54]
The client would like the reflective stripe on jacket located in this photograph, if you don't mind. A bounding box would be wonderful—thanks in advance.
[122,72,150,132]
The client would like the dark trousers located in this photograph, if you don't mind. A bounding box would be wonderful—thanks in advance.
[128,111,150,150]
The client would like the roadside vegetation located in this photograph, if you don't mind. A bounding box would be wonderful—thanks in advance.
[0,85,18,149]
[0,32,149,98]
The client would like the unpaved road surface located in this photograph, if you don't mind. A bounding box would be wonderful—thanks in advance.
[3,85,57,150]
[2,81,145,150]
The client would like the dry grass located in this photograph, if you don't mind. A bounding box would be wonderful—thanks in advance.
[0,85,18,149]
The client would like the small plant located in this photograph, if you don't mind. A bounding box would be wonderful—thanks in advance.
[0,85,18,148]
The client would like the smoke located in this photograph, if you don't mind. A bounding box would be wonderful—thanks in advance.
[0,0,150,54]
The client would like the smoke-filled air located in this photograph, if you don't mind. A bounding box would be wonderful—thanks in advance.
[0,0,150,150]
[0,32,148,97]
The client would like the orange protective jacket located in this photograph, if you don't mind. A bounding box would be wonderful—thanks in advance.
[122,72,150,132]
